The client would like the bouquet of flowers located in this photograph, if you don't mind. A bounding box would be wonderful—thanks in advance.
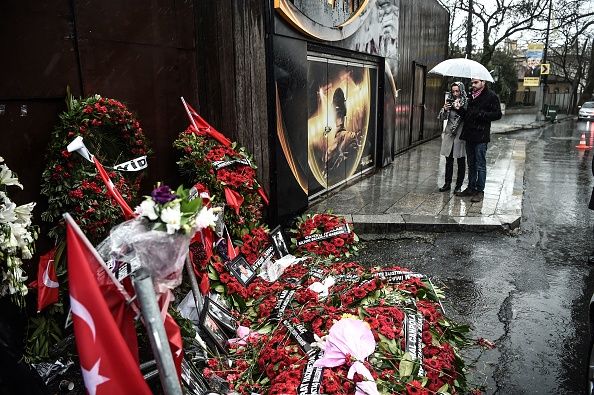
[0,157,38,307]
[135,184,217,235]
[290,213,358,259]
[174,126,265,239]
[103,184,218,292]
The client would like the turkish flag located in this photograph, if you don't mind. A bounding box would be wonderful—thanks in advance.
[189,230,214,295]
[226,231,238,260]
[257,186,269,206]
[35,248,59,312]
[93,156,135,220]
[182,101,232,147]
[66,219,151,395]
[224,187,244,216]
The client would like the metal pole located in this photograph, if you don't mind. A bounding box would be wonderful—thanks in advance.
[536,0,553,120]
[466,0,473,59]
[184,255,204,313]
[132,267,183,395]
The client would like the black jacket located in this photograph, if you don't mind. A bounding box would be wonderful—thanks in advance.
[459,86,502,144]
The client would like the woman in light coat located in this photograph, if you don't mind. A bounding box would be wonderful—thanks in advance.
[438,81,467,193]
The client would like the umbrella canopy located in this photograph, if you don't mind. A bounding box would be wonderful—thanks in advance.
[429,58,494,82]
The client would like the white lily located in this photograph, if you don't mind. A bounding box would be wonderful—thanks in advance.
[308,276,336,298]
[195,206,217,230]
[136,198,158,220]
[160,203,181,234]
[0,200,17,223]
[0,164,23,189]
[14,203,35,225]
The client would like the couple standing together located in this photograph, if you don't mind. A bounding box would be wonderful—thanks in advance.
[438,79,502,203]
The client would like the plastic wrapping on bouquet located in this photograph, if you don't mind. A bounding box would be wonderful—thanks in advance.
[99,219,191,293]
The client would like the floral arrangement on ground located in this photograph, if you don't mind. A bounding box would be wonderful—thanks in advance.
[198,213,478,395]
[205,257,472,395]
[290,212,358,259]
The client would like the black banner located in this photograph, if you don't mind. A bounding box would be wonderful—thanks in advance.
[283,319,324,395]
[295,224,350,247]
[404,313,425,377]
[309,268,326,280]
[377,270,425,283]
[283,319,315,355]
[298,349,324,395]
[270,290,295,322]
[252,246,275,271]
[212,158,252,170]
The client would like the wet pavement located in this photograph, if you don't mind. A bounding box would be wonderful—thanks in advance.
[356,118,594,394]
[309,108,569,232]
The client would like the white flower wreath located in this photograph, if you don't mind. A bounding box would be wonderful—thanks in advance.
[0,157,38,307]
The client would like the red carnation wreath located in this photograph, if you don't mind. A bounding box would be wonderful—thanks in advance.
[174,126,265,239]
[41,94,150,245]
[290,213,358,259]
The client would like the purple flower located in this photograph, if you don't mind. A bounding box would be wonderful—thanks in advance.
[151,185,177,204]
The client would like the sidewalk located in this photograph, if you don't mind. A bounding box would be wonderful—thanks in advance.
[308,110,573,233]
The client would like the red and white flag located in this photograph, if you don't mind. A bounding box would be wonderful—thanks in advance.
[34,248,59,312]
[181,98,232,147]
[224,187,244,216]
[66,217,151,395]
[93,156,135,220]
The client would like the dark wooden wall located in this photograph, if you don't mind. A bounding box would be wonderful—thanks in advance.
[396,0,449,153]
[194,0,270,192]
[0,0,199,209]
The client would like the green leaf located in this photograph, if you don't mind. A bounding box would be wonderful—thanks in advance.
[259,324,274,334]
[437,383,449,393]
[208,271,220,281]
[399,352,414,377]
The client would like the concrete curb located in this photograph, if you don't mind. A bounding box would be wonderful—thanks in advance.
[334,213,521,233]
[492,115,574,135]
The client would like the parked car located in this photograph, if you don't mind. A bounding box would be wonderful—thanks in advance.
[579,101,594,121]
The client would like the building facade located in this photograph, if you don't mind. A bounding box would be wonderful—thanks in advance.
[1,0,449,223]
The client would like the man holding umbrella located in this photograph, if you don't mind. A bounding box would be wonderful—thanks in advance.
[455,79,502,202]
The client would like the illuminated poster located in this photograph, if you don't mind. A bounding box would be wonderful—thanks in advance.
[524,43,544,87]
[307,57,377,196]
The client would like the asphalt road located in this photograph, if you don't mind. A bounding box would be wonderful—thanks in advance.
[357,118,594,394]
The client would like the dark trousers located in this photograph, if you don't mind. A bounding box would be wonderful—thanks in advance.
[466,142,488,192]
[444,146,466,188]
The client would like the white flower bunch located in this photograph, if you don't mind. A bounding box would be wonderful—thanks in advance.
[0,157,38,307]
[134,184,218,235]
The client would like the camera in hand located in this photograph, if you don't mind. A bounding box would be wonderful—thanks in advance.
[445,92,455,104]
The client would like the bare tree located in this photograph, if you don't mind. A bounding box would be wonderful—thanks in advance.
[580,40,594,105]
[443,0,548,65]
[542,0,594,110]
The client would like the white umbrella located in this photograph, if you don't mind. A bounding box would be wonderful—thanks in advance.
[429,58,494,82]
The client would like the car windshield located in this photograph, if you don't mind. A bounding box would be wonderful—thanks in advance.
[583,102,594,109]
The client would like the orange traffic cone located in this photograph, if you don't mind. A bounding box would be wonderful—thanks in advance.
[576,133,590,150]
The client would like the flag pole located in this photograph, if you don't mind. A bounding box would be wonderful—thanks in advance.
[184,255,204,313]
[62,213,139,315]
[180,96,200,132]
[132,267,183,395]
